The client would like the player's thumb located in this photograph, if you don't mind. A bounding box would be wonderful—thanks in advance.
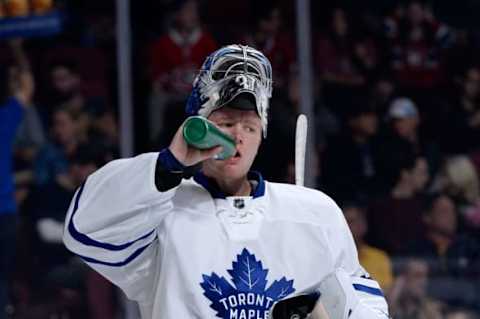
[203,145,223,159]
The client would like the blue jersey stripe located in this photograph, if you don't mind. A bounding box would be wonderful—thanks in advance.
[67,182,155,251]
[77,242,152,266]
[353,284,384,297]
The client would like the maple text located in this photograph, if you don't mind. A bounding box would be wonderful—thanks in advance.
[229,308,270,319]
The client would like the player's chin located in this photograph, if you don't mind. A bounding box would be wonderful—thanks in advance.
[223,165,246,175]
[220,163,249,178]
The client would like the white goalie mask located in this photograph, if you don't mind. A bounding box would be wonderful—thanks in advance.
[186,44,273,137]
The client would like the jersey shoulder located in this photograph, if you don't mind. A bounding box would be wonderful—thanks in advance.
[172,178,215,212]
[265,181,343,225]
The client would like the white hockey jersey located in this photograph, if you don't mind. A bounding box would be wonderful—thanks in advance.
[63,152,389,319]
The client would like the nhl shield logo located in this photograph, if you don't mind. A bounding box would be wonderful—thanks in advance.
[200,248,295,319]
[233,199,245,209]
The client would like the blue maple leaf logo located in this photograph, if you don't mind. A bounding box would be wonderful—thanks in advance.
[200,248,295,318]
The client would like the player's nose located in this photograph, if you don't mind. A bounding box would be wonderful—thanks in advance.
[230,124,244,144]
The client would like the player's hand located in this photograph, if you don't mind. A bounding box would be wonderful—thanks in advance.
[168,121,222,167]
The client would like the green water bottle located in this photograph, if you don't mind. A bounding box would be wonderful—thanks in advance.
[182,116,236,160]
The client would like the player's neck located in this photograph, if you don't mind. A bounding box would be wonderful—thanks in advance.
[215,176,251,197]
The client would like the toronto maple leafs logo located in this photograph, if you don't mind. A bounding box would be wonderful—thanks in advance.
[200,248,295,319]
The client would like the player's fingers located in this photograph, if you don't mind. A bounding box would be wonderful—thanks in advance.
[176,145,221,166]
[198,145,223,160]
[188,145,221,161]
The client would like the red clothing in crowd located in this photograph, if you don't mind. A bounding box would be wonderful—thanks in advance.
[386,15,449,89]
[367,195,425,255]
[149,28,217,95]
[241,33,295,87]
[316,34,361,81]
[315,33,377,86]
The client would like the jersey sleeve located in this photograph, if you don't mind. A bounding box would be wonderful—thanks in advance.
[63,152,177,302]
[324,203,390,319]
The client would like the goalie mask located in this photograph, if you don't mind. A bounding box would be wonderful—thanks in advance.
[186,44,273,137]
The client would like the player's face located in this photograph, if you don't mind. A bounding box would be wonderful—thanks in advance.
[203,107,262,180]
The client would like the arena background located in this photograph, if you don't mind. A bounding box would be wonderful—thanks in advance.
[1,0,480,318]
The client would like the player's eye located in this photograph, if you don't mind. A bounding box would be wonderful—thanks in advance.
[218,122,234,128]
[245,125,257,133]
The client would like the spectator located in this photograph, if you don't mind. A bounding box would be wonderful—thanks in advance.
[380,97,440,175]
[408,193,480,307]
[321,102,379,202]
[45,61,83,111]
[410,193,480,276]
[39,59,118,162]
[441,66,480,154]
[148,0,216,95]
[367,148,427,254]
[316,7,379,118]
[385,1,452,91]
[9,39,46,206]
[369,74,397,117]
[14,103,46,173]
[385,97,421,150]
[384,1,454,140]
[342,202,393,291]
[383,2,405,41]
[431,156,480,231]
[147,0,217,141]
[41,60,108,129]
[34,107,80,187]
[29,144,114,319]
[389,258,444,319]
[444,30,479,85]
[412,156,430,194]
[0,66,34,319]
[31,145,102,274]
[240,3,295,89]
[442,156,480,205]
[445,308,479,319]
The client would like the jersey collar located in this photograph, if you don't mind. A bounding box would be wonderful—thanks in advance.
[193,171,265,199]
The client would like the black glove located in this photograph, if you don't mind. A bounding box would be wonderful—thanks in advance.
[155,148,200,191]
[270,293,320,319]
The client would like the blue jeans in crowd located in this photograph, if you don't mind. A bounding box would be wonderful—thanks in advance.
[0,213,17,319]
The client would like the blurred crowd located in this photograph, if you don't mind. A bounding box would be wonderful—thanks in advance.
[2,0,480,318]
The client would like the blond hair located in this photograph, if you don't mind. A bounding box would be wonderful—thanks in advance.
[444,155,480,203]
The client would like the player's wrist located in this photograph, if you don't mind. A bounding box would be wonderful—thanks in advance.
[160,148,186,173]
[155,149,200,192]
[155,149,184,192]
[167,143,188,166]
